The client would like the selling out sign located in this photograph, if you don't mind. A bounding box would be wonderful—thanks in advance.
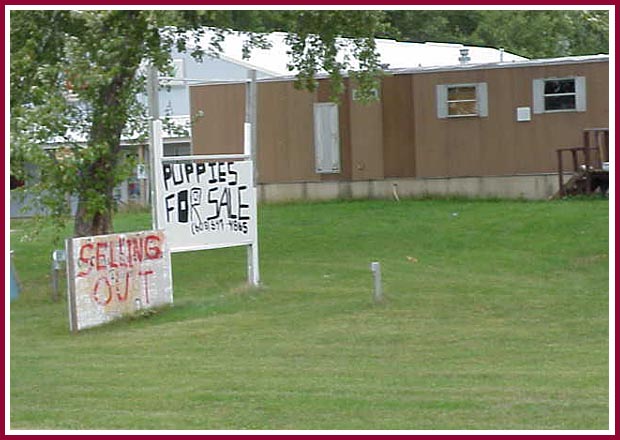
[66,230,173,332]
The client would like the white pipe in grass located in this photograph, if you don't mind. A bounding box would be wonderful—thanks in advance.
[370,261,383,303]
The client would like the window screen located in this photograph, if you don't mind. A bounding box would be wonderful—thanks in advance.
[447,86,477,116]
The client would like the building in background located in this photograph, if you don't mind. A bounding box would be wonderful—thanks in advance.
[11,30,528,217]
[190,54,609,200]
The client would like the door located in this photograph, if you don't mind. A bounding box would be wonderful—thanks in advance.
[313,103,341,174]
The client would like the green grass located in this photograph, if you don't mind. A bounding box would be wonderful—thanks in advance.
[9,198,610,430]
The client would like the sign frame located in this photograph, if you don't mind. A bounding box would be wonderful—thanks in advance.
[150,120,260,286]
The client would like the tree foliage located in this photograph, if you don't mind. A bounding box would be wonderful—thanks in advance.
[10,10,385,237]
[382,10,609,58]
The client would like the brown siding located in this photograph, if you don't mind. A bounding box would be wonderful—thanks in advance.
[190,59,608,184]
[349,84,384,180]
[411,61,609,178]
[257,81,318,183]
[382,75,416,177]
[190,83,245,154]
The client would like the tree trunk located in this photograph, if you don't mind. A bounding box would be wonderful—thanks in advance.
[72,74,135,238]
[74,201,114,237]
[73,151,119,237]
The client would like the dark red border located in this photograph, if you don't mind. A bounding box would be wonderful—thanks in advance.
[3,1,618,5]
[4,3,615,437]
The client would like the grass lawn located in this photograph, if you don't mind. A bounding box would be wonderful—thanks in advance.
[9,198,610,430]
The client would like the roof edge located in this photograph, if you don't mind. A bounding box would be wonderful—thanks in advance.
[189,54,609,88]
[388,54,609,76]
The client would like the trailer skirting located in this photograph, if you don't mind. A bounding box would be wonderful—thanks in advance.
[257,174,567,202]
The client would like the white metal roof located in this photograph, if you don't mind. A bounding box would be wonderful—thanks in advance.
[193,30,528,76]
[385,53,609,76]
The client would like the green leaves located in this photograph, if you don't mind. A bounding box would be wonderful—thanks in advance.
[383,10,609,59]
[11,11,148,235]
[10,10,385,237]
[281,11,385,100]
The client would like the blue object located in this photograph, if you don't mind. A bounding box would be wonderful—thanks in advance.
[10,253,20,301]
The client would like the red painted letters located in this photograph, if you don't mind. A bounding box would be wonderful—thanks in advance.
[76,233,165,307]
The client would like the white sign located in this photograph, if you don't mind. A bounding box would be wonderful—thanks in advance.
[155,160,257,253]
[66,230,173,332]
[149,119,259,286]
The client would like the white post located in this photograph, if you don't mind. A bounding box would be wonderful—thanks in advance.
[248,187,260,287]
[370,261,383,303]
[150,119,164,230]
[245,69,260,287]
[147,63,160,224]
[65,239,78,333]
[245,69,258,185]
[243,122,252,156]
[248,244,260,286]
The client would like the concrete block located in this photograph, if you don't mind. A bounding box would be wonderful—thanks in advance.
[351,181,371,199]
[260,182,306,202]
[305,182,340,200]
[256,174,562,203]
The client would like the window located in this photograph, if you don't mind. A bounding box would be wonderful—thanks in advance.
[447,86,477,116]
[533,77,586,113]
[436,83,488,119]
[544,79,576,110]
[352,87,380,102]
[313,103,341,174]
[164,143,191,157]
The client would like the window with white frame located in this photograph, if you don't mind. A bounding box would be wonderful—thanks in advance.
[533,77,586,113]
[436,83,488,119]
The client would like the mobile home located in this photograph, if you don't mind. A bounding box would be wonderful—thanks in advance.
[190,55,609,200]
